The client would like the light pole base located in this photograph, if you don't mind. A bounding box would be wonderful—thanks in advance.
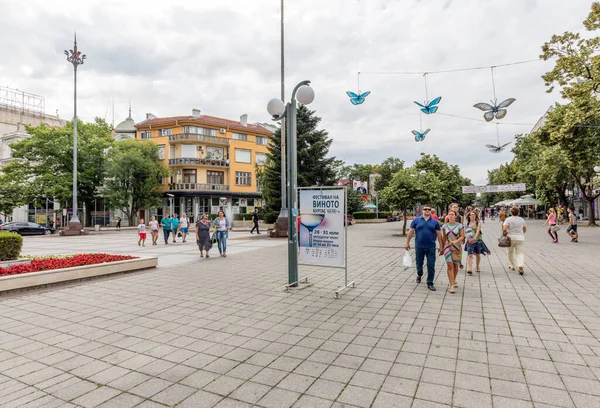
[274,208,289,237]
[60,219,85,236]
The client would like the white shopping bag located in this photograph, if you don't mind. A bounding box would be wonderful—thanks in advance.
[403,251,412,271]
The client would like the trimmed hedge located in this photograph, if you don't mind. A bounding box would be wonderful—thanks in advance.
[234,213,255,221]
[353,212,393,219]
[0,232,23,262]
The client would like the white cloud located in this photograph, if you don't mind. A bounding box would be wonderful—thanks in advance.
[0,0,590,185]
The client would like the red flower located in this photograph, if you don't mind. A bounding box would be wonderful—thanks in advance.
[0,254,137,277]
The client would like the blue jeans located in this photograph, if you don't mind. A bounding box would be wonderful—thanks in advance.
[415,246,436,285]
[163,229,170,244]
[217,230,227,254]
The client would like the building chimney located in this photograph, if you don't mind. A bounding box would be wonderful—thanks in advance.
[192,109,201,117]
[240,114,248,127]
[146,113,157,120]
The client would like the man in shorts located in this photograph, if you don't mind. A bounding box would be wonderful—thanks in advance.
[566,207,578,243]
[180,212,190,243]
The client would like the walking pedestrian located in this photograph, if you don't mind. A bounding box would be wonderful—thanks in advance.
[440,210,465,293]
[116,216,121,231]
[149,215,159,245]
[160,213,172,244]
[498,207,508,229]
[171,213,180,243]
[465,210,491,275]
[444,203,464,225]
[137,218,147,247]
[405,204,442,291]
[180,212,190,243]
[250,209,261,234]
[543,208,559,243]
[566,207,579,243]
[480,207,486,223]
[503,206,527,275]
[196,214,212,258]
[213,210,230,257]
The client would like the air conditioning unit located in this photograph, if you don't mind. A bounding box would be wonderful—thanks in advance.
[219,128,226,134]
[197,146,204,151]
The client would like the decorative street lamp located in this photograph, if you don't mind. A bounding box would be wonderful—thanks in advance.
[64,33,86,229]
[267,80,315,286]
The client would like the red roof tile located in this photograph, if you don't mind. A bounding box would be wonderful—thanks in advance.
[137,114,272,135]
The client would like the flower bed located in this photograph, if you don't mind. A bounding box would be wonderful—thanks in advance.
[0,254,136,277]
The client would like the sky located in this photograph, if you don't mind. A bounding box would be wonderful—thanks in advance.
[0,0,592,185]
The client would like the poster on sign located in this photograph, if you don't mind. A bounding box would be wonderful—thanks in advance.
[299,188,346,267]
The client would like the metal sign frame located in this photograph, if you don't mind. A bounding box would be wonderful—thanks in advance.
[462,183,526,194]
[296,186,354,298]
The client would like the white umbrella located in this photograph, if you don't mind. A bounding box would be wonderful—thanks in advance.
[493,199,512,206]
[511,196,541,206]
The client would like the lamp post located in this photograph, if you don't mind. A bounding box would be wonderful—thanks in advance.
[279,0,287,220]
[267,80,315,286]
[64,33,86,228]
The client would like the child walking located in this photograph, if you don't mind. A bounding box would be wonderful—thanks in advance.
[138,219,147,247]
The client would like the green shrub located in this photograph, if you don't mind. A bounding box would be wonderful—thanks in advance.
[377,212,392,219]
[234,213,255,221]
[0,232,23,261]
[353,212,377,219]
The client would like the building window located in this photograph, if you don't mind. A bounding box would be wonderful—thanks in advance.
[204,128,217,136]
[160,129,172,136]
[206,146,224,160]
[235,148,251,163]
[140,131,151,140]
[256,136,268,145]
[170,145,176,159]
[232,133,247,141]
[236,171,252,186]
[157,145,165,160]
[207,171,224,185]
[256,152,267,165]
[183,169,196,183]
[181,144,196,158]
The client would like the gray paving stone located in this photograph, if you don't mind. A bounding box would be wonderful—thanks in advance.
[71,386,121,408]
[336,384,378,407]
[151,383,196,406]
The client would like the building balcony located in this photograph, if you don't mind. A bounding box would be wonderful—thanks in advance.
[169,133,230,145]
[169,183,230,192]
[169,158,229,168]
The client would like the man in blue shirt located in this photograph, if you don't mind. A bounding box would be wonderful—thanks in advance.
[405,205,442,291]
[160,213,172,245]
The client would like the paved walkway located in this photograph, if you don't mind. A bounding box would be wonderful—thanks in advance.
[1,220,599,407]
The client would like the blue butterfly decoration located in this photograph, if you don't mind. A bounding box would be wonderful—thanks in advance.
[413,96,442,114]
[412,129,430,142]
[346,91,371,105]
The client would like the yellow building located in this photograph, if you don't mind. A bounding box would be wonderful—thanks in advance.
[134,109,273,222]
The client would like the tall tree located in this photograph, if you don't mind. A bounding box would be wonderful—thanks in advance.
[373,157,404,192]
[414,153,473,209]
[347,164,375,182]
[102,140,170,225]
[2,119,113,226]
[260,106,337,223]
[539,2,600,225]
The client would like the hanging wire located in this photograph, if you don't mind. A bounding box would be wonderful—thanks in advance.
[419,111,423,131]
[436,112,534,126]
[423,73,429,102]
[358,58,549,76]
[491,66,497,102]
[496,123,500,145]
[357,72,361,92]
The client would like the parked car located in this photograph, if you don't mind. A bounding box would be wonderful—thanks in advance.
[0,222,55,235]
[346,214,355,225]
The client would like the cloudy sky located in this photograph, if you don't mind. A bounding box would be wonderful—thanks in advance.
[0,0,591,184]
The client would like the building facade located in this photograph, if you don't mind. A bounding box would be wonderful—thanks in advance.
[134,110,272,223]
[0,88,66,223]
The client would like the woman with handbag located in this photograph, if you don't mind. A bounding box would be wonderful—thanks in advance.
[502,206,527,275]
[542,208,559,243]
[196,214,212,258]
[440,210,465,293]
[213,210,230,257]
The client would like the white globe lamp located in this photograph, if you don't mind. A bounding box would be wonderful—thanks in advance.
[296,85,315,105]
[267,98,285,117]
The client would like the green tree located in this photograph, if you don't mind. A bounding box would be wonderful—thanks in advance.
[539,2,600,225]
[373,157,404,192]
[414,153,473,209]
[102,140,170,225]
[380,166,444,235]
[260,106,337,223]
[331,159,351,180]
[2,119,113,226]
[0,170,31,217]
[347,164,375,182]
[347,187,363,214]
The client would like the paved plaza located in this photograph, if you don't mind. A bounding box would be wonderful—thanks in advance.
[1,220,600,407]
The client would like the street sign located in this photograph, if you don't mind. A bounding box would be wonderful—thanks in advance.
[462,183,526,194]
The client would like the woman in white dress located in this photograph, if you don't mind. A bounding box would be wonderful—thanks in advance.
[502,206,527,275]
